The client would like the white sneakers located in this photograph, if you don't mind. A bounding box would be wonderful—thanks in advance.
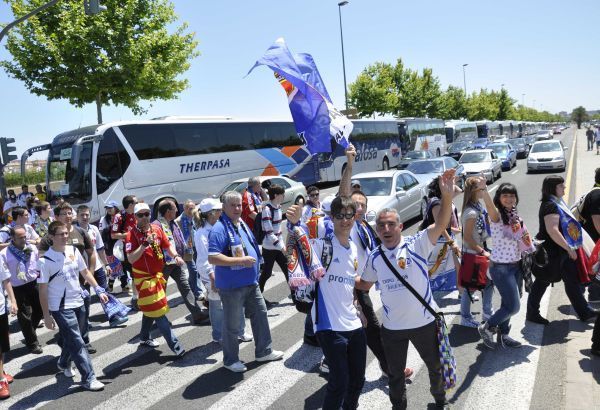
[57,361,76,378]
[224,361,248,373]
[459,317,480,328]
[256,350,284,362]
[84,379,105,391]
[139,339,160,348]
[238,333,253,342]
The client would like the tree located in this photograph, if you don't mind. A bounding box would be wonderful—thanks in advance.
[497,88,516,120]
[466,89,498,121]
[571,106,588,129]
[1,0,199,123]
[439,85,467,120]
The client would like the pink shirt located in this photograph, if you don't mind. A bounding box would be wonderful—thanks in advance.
[490,220,521,263]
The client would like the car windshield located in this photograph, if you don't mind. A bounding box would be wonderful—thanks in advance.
[531,142,561,153]
[404,151,427,159]
[489,145,508,156]
[406,160,443,174]
[509,138,524,145]
[474,138,488,144]
[355,177,392,196]
[449,142,469,151]
[460,152,489,163]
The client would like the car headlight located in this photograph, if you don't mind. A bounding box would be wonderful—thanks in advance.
[366,210,376,222]
[553,156,563,161]
[528,157,537,162]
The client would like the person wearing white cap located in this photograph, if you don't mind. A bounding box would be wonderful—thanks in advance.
[194,198,250,344]
[351,180,362,193]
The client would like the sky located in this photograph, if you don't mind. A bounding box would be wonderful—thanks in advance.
[0,0,599,159]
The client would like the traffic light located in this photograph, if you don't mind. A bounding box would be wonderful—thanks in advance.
[0,138,17,165]
[84,0,107,15]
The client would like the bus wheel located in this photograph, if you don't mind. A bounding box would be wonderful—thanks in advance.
[382,158,389,170]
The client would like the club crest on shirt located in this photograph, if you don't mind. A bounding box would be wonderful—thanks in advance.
[69,253,75,262]
[397,257,406,270]
[353,258,358,272]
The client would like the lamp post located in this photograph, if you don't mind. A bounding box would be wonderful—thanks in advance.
[338,1,349,112]
[462,63,468,96]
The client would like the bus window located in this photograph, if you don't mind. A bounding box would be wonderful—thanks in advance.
[96,128,131,195]
[120,124,176,160]
[215,123,250,152]
[172,123,218,155]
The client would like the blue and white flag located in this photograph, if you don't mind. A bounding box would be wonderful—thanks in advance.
[247,38,353,154]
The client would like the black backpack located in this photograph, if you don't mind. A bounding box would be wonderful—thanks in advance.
[253,204,274,245]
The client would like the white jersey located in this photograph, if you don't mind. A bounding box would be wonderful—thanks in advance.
[311,236,361,333]
[38,246,87,311]
[363,230,436,330]
[80,223,105,271]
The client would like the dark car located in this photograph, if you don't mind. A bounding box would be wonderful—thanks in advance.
[508,137,529,159]
[445,141,472,160]
[396,150,433,169]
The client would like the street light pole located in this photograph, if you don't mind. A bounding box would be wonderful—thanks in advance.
[462,63,468,96]
[338,1,349,112]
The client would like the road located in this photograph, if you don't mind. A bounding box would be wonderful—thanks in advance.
[3,127,598,409]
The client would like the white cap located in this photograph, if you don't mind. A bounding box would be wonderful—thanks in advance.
[198,198,222,213]
[133,202,150,214]
[321,195,336,213]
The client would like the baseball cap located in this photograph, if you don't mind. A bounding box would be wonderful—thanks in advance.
[104,200,119,208]
[198,198,222,213]
[133,202,150,214]
[351,179,361,187]
[321,195,336,213]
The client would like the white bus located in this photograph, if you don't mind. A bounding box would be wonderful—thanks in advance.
[444,120,478,144]
[398,118,447,157]
[22,118,402,222]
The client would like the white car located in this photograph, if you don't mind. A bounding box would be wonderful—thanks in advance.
[351,170,427,226]
[527,140,567,173]
[458,149,503,184]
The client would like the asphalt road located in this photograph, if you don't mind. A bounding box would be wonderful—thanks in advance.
[3,127,593,410]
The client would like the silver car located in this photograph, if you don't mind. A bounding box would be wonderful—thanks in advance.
[217,176,306,212]
[351,170,427,226]
[459,149,503,184]
[527,140,567,173]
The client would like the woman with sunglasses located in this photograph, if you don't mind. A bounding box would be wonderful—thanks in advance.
[301,186,325,239]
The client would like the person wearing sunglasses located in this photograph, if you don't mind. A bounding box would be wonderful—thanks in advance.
[301,186,325,239]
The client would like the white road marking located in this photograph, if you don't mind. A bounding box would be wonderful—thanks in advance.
[511,169,519,174]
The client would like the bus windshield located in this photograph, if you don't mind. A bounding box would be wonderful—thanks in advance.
[47,141,93,204]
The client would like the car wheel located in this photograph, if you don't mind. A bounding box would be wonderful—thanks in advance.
[382,157,390,170]
[420,198,428,219]
[294,196,305,205]
[497,169,502,180]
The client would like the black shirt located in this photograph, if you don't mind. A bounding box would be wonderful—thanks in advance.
[537,200,562,254]
[582,188,600,242]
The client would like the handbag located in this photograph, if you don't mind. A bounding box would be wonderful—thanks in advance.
[530,242,563,283]
[378,246,457,390]
[459,252,489,290]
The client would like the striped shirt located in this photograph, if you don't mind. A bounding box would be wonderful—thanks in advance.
[261,202,284,251]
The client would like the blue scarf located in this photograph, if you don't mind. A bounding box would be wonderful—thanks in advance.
[471,202,491,237]
[180,214,194,253]
[8,243,32,265]
[355,220,376,251]
[551,196,583,249]
[249,187,262,208]
[219,212,261,260]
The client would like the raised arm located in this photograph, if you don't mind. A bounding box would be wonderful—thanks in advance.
[427,169,457,245]
[338,144,357,197]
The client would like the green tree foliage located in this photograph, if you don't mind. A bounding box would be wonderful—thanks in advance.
[1,0,199,123]
[497,88,516,120]
[5,170,45,187]
[466,89,499,121]
[438,85,467,120]
[571,106,588,128]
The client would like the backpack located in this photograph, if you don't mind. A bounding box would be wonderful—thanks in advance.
[571,187,600,224]
[292,236,333,315]
[253,204,274,245]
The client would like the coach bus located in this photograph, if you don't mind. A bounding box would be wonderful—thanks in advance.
[398,118,447,157]
[444,120,478,144]
[21,118,402,222]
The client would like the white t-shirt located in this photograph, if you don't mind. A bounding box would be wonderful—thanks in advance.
[490,220,520,263]
[311,236,362,333]
[38,246,87,311]
[80,224,105,271]
[0,224,40,244]
[0,268,10,314]
[363,230,437,330]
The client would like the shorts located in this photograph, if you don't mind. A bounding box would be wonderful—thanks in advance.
[596,141,600,147]
[0,313,10,353]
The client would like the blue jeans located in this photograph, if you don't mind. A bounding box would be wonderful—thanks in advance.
[94,267,108,289]
[488,262,522,334]
[460,279,494,320]
[186,260,204,299]
[140,314,180,352]
[51,306,96,385]
[316,328,367,410]
[208,297,246,342]
[219,284,272,366]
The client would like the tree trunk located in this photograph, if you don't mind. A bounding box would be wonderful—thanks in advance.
[96,92,103,124]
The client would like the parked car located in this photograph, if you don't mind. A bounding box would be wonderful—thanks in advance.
[396,150,433,169]
[459,149,503,184]
[351,170,427,226]
[508,138,529,158]
[527,140,567,173]
[445,141,472,161]
[217,175,306,212]
[406,157,466,189]
[552,126,562,134]
[471,137,490,149]
[524,134,537,148]
[487,143,517,170]
[535,130,552,141]
[490,135,509,143]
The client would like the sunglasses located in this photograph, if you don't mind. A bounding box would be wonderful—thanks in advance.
[136,212,150,218]
[333,212,356,221]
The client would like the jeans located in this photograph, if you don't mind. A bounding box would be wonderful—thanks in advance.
[12,281,43,348]
[82,284,91,345]
[316,328,367,410]
[381,322,445,410]
[219,284,272,366]
[460,279,494,321]
[527,258,594,319]
[139,314,179,351]
[355,289,388,373]
[51,306,96,385]
[208,297,246,342]
[259,248,289,292]
[163,264,205,320]
[488,262,522,334]
[94,267,108,290]
[588,138,595,150]
[186,259,204,299]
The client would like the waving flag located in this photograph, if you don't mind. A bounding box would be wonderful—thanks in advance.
[247,38,353,154]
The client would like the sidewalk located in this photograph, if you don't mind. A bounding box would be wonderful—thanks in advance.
[564,127,600,410]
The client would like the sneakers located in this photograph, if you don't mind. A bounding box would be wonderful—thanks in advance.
[107,283,114,293]
[28,344,43,354]
[173,342,186,358]
[477,322,497,349]
[57,361,76,378]
[264,299,278,309]
[86,344,97,354]
[2,372,13,384]
[238,333,253,342]
[109,315,129,327]
[140,339,160,348]
[83,379,105,391]
[130,298,139,311]
[0,379,9,400]
[526,313,550,325]
[122,285,132,295]
[224,361,248,373]
[498,333,522,348]
[318,357,329,374]
[256,350,284,362]
[459,317,480,328]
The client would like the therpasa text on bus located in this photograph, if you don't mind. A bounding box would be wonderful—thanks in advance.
[26,118,402,222]
[398,118,447,157]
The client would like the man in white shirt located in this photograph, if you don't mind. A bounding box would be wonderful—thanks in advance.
[0,207,40,250]
[355,169,456,410]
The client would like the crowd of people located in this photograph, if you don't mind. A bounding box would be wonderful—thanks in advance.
[0,146,598,409]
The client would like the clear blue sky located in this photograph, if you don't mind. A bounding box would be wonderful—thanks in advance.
[1,0,598,159]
